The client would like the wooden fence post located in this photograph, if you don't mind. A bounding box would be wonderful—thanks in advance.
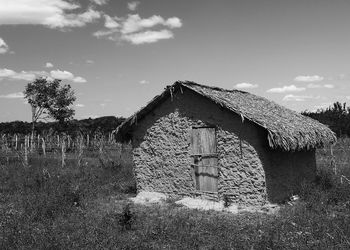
[42,138,46,157]
[330,144,336,175]
[61,139,66,168]
[24,135,28,167]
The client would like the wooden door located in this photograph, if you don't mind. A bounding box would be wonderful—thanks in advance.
[191,127,218,192]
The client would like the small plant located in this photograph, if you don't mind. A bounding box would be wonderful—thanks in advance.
[119,203,134,230]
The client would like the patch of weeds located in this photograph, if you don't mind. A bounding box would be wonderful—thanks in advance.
[119,203,134,230]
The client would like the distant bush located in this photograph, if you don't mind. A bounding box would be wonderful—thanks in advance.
[302,101,350,137]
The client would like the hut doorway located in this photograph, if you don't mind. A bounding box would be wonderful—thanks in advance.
[191,127,218,193]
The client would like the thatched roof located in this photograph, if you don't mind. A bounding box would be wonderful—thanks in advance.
[116,81,336,151]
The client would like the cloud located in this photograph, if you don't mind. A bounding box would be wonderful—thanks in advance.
[165,17,182,28]
[93,14,182,44]
[123,29,173,45]
[0,67,86,83]
[45,62,54,68]
[0,68,36,81]
[72,76,87,83]
[234,82,258,89]
[324,84,334,89]
[127,1,140,11]
[306,83,335,89]
[0,92,25,99]
[50,69,74,79]
[282,94,314,102]
[306,83,321,88]
[121,14,182,34]
[336,74,347,80]
[50,69,87,83]
[86,59,94,64]
[75,103,85,107]
[93,29,116,38]
[104,15,119,29]
[0,1,101,29]
[267,85,306,93]
[0,38,9,54]
[294,75,324,82]
[139,80,149,84]
[90,0,109,5]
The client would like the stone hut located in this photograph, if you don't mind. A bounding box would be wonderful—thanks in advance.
[116,81,336,204]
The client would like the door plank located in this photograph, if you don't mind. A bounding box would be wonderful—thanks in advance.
[191,127,218,192]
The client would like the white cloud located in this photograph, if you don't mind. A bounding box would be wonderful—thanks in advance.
[86,59,94,64]
[139,80,149,84]
[122,29,173,45]
[324,84,334,89]
[50,69,74,79]
[282,94,314,102]
[50,69,86,83]
[336,74,347,80]
[127,1,140,11]
[51,8,101,29]
[234,82,258,89]
[90,0,109,5]
[165,17,182,28]
[93,29,116,38]
[0,1,101,29]
[294,75,324,82]
[93,14,182,44]
[121,14,182,34]
[267,85,306,93]
[73,76,87,83]
[0,38,9,54]
[0,67,86,83]
[0,68,16,78]
[76,103,85,107]
[104,15,119,29]
[45,62,54,68]
[0,92,25,99]
[0,68,36,81]
[307,83,321,88]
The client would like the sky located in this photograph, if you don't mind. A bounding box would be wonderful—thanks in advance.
[0,0,350,122]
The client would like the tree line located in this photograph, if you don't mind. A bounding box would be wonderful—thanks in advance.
[302,102,350,137]
[0,116,125,136]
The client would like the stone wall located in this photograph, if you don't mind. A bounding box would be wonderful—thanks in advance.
[130,88,316,205]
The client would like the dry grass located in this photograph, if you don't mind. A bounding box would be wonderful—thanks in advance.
[1,139,350,249]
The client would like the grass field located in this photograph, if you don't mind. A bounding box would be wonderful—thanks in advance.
[1,139,350,249]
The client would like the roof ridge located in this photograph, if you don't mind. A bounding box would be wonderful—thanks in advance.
[175,80,249,94]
